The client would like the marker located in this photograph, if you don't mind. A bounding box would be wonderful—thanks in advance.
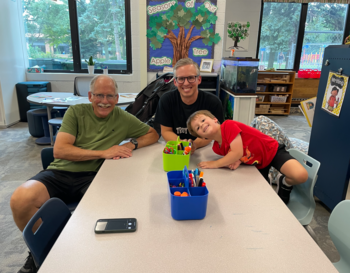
[198,172,204,186]
[189,173,194,187]
[183,146,191,155]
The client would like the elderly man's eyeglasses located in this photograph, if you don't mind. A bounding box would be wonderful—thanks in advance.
[92,93,117,101]
[175,75,198,84]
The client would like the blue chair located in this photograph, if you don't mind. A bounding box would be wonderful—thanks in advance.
[328,200,350,272]
[22,198,71,268]
[41,147,79,211]
[287,148,320,240]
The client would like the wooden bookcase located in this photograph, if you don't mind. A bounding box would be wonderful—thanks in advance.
[255,71,296,115]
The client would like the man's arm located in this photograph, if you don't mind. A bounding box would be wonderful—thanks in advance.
[160,125,178,142]
[54,132,133,161]
[121,127,159,150]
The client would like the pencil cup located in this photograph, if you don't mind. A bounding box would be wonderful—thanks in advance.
[167,167,209,220]
[163,139,190,172]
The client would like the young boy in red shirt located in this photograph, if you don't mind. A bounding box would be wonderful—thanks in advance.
[186,110,308,204]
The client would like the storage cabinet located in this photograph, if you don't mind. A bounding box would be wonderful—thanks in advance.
[255,71,295,115]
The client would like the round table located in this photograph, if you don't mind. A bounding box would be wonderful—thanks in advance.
[27,92,136,145]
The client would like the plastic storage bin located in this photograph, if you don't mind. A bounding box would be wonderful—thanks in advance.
[269,95,288,103]
[167,167,209,220]
[16,81,52,122]
[163,137,190,172]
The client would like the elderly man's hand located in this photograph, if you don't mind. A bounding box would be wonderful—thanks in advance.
[103,145,133,160]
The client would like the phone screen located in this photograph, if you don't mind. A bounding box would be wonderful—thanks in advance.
[95,218,137,233]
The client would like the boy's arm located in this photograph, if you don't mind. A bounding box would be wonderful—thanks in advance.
[198,134,244,169]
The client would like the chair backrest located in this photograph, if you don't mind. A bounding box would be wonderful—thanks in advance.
[23,198,71,268]
[328,200,350,272]
[287,148,320,225]
[74,76,94,96]
[41,147,54,169]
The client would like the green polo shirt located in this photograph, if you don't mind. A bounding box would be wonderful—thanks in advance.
[48,104,150,172]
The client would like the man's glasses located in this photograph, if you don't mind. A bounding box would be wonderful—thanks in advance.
[92,93,117,101]
[175,75,198,84]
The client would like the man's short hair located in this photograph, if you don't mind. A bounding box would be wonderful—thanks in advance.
[186,110,217,138]
[174,58,200,77]
[90,75,118,94]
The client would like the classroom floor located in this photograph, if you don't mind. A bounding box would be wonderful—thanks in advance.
[0,113,343,272]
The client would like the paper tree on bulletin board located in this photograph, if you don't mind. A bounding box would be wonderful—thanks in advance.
[226,22,250,52]
[147,0,221,71]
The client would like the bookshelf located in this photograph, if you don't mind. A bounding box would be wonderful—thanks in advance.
[255,71,296,115]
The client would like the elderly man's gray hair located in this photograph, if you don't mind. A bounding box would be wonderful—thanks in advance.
[90,75,118,94]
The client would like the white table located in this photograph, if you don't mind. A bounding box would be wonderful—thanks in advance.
[38,143,336,273]
[27,92,136,145]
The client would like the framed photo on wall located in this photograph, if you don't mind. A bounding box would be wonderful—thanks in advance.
[200,59,214,73]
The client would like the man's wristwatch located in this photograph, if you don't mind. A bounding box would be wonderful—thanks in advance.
[130,139,138,150]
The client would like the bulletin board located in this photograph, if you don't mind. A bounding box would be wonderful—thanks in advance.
[146,0,220,72]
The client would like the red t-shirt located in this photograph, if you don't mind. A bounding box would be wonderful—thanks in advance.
[328,96,336,107]
[212,120,279,169]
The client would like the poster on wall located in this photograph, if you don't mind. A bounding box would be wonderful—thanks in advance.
[225,21,250,52]
[321,71,349,117]
[146,0,221,72]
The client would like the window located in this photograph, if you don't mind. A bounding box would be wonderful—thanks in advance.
[22,0,132,74]
[257,2,349,72]
[300,3,348,70]
[258,3,302,70]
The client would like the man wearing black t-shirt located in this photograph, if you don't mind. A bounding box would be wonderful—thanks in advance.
[155,58,224,153]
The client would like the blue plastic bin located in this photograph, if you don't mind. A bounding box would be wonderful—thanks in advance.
[167,167,209,220]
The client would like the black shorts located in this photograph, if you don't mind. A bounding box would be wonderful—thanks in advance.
[258,144,295,182]
[29,169,97,203]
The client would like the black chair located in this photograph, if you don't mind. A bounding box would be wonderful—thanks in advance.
[23,198,71,268]
[41,147,79,211]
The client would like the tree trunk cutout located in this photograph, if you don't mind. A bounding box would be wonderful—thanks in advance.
[165,25,204,66]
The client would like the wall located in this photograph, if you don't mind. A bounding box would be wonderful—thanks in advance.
[24,0,262,96]
[222,0,261,59]
[0,0,27,127]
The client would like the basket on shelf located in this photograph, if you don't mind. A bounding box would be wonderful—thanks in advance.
[256,95,265,102]
[269,95,288,103]
[271,85,287,92]
[270,106,285,114]
[256,85,267,92]
[255,104,270,114]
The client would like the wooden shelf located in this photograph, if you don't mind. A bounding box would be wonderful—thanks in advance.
[256,102,290,105]
[257,82,293,85]
[256,71,296,116]
[264,112,289,115]
[256,92,292,95]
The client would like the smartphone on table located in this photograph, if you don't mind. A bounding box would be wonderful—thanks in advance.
[94,218,137,234]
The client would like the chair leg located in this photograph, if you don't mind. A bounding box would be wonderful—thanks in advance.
[304,225,318,244]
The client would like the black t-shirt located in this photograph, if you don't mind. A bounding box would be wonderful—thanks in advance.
[154,89,224,140]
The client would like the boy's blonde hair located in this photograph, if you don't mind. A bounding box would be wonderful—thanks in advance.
[186,110,217,138]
